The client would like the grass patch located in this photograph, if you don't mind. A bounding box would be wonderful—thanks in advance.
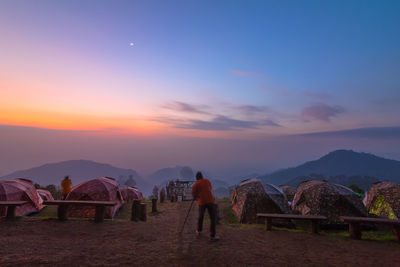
[220,205,238,225]
[30,206,58,219]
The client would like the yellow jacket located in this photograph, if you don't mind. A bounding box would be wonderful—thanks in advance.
[61,179,72,195]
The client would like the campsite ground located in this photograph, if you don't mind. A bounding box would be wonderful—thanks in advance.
[0,200,399,266]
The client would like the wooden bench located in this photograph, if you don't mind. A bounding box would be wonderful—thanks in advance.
[0,201,28,219]
[43,200,117,223]
[340,216,400,241]
[257,213,327,234]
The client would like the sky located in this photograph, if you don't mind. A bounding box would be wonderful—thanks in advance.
[1,1,400,179]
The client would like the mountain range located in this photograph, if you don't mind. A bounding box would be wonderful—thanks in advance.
[0,161,228,196]
[0,160,151,193]
[259,150,400,189]
[2,149,400,197]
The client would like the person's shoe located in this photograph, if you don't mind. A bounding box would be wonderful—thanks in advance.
[195,230,202,237]
[210,236,220,241]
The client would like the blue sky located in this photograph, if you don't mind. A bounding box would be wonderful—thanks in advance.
[1,1,400,177]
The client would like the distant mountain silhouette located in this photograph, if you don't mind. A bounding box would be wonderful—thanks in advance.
[147,166,194,185]
[260,150,400,187]
[0,160,150,193]
[147,165,229,190]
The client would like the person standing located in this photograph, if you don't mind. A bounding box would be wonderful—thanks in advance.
[61,176,72,200]
[191,171,219,241]
[153,185,159,199]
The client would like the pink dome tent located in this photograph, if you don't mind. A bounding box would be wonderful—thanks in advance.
[0,178,44,216]
[66,177,124,219]
[121,187,143,201]
[37,189,54,201]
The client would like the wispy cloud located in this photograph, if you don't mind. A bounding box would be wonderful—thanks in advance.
[162,101,210,114]
[237,105,270,115]
[301,103,345,122]
[154,115,280,131]
[295,126,400,139]
[232,70,267,79]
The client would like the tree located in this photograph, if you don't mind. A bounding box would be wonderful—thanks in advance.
[45,184,61,199]
[124,175,136,187]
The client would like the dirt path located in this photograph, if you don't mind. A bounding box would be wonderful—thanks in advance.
[0,201,399,266]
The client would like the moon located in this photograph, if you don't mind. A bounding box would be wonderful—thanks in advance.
[130,42,134,46]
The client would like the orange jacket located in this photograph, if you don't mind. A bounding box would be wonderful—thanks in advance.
[61,179,72,195]
[192,178,215,205]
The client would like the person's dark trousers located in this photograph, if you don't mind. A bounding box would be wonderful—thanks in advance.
[197,203,216,237]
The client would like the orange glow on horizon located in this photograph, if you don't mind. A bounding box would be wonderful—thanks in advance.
[0,107,165,136]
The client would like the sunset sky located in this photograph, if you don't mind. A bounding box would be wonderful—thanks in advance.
[1,1,400,178]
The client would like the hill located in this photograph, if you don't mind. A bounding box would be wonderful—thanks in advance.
[0,160,151,193]
[260,150,400,187]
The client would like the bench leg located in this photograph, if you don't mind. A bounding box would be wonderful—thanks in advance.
[131,200,141,221]
[6,206,16,220]
[311,219,319,234]
[58,204,69,221]
[139,203,147,222]
[265,218,272,231]
[392,226,400,242]
[95,206,105,223]
[151,198,157,213]
[349,222,362,239]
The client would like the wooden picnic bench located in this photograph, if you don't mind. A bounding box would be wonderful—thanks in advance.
[43,200,117,223]
[257,213,327,234]
[340,216,400,241]
[0,201,28,219]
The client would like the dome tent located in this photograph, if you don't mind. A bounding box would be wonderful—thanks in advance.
[364,181,400,219]
[37,189,54,201]
[0,178,44,216]
[121,186,143,201]
[292,180,367,223]
[66,177,124,219]
[231,178,290,223]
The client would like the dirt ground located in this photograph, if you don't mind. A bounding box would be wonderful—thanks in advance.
[0,201,399,266]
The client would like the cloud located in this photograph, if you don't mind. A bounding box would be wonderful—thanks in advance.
[237,105,270,115]
[301,103,345,122]
[155,115,280,131]
[162,101,209,114]
[232,70,267,79]
[295,126,400,139]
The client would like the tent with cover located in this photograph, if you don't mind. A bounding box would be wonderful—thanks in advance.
[291,180,367,223]
[231,178,290,223]
[121,186,143,201]
[364,181,400,219]
[0,178,44,216]
[37,189,54,201]
[66,177,124,219]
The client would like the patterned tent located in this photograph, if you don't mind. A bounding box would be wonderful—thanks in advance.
[292,180,367,223]
[66,177,124,219]
[0,178,44,216]
[279,185,297,202]
[364,181,400,219]
[231,178,290,223]
[121,187,143,201]
[37,189,54,201]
